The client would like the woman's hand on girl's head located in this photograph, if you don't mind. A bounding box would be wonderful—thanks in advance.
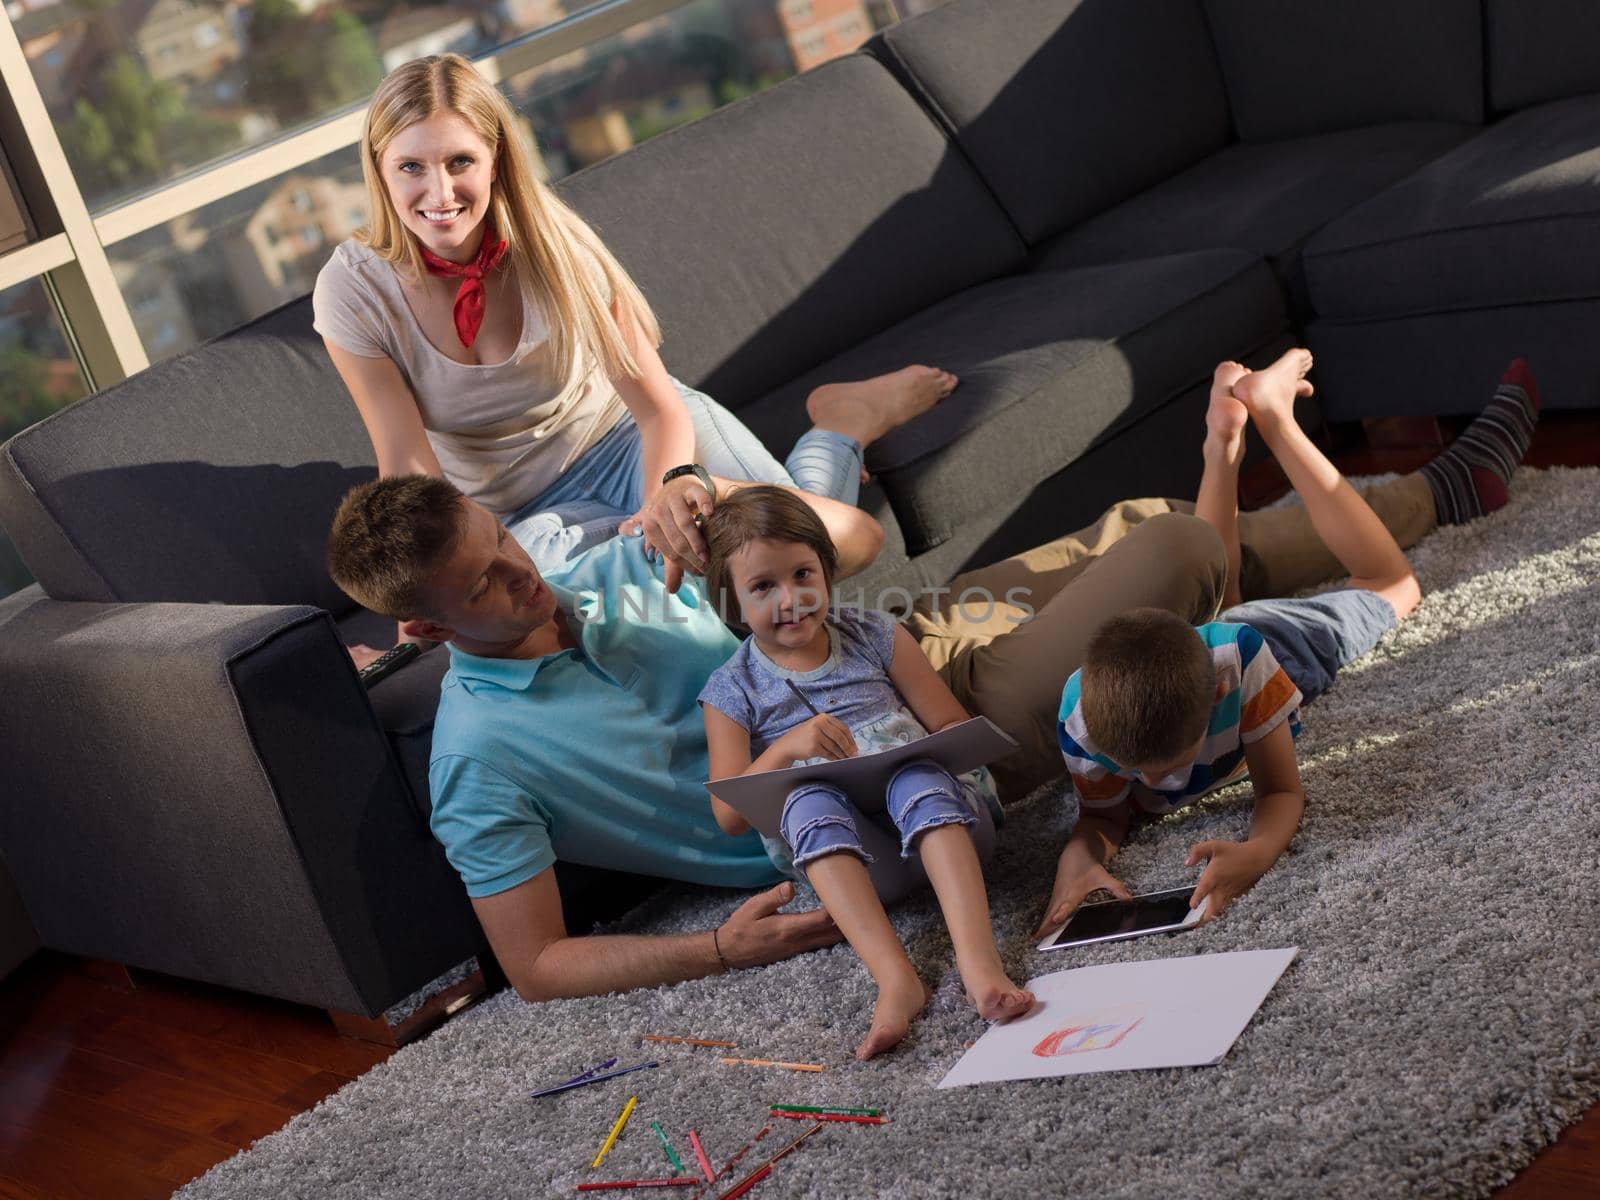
[632,473,714,590]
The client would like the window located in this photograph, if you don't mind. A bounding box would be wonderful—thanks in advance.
[0,279,91,599]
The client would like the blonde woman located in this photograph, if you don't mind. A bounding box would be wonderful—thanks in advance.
[314,54,953,626]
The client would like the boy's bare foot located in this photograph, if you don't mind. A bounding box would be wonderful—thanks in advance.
[806,365,957,450]
[1207,361,1250,461]
[856,969,931,1060]
[1232,347,1314,435]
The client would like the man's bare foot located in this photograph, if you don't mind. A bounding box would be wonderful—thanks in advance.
[1233,348,1314,434]
[856,970,931,1060]
[963,963,1036,1023]
[806,365,957,450]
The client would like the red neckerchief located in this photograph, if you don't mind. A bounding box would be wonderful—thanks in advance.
[418,219,510,349]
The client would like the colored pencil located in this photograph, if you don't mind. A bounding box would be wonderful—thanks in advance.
[649,1121,685,1175]
[532,1060,659,1099]
[640,1034,738,1048]
[575,1181,700,1192]
[717,1057,825,1073]
[719,1165,772,1200]
[591,1095,638,1170]
[770,1110,888,1126]
[547,1057,619,1091]
[769,1104,880,1117]
[712,1123,773,1183]
[687,1130,716,1184]
[784,678,824,717]
[717,1124,823,1199]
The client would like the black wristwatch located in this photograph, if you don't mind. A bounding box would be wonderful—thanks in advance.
[661,463,717,503]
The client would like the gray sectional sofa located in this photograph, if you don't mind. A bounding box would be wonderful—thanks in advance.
[1,0,1596,1024]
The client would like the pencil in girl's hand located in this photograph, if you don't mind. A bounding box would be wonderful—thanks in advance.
[784,678,823,717]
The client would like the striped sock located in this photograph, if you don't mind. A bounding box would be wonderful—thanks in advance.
[1419,358,1541,525]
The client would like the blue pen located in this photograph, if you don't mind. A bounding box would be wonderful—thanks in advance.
[529,1059,660,1099]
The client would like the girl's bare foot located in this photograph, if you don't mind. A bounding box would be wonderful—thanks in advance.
[806,365,957,450]
[963,963,1035,1024]
[1233,348,1314,434]
[856,969,932,1060]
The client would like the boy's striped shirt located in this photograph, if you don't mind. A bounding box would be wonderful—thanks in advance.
[1057,622,1303,815]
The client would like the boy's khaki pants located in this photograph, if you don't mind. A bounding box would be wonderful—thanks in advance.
[909,474,1435,802]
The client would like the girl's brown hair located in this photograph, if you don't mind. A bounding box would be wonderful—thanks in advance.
[704,486,838,629]
[357,54,660,382]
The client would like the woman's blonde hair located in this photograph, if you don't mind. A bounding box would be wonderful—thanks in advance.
[356,53,660,381]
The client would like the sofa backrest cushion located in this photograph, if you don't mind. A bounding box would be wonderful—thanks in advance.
[1488,0,1600,114]
[1202,0,1484,142]
[0,297,373,609]
[876,0,1231,246]
[555,54,1026,407]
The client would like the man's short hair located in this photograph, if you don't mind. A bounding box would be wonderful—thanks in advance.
[327,475,467,619]
[1080,607,1215,767]
[704,485,837,628]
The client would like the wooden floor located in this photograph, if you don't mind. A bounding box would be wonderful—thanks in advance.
[2,412,1598,1199]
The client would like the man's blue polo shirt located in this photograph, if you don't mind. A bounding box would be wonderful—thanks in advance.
[428,536,780,898]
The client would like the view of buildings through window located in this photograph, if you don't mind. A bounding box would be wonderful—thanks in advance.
[0,0,953,598]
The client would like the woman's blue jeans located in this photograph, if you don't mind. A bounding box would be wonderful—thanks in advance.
[506,378,862,572]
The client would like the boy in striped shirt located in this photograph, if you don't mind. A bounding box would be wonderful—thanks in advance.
[1039,347,1492,934]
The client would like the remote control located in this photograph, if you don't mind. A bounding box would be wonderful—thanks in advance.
[358,642,421,688]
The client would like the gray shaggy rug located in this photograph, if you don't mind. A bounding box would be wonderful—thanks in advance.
[179,468,1600,1200]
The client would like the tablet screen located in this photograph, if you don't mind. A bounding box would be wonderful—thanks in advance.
[1042,887,1197,949]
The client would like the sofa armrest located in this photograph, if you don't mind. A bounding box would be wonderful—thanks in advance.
[0,588,481,1015]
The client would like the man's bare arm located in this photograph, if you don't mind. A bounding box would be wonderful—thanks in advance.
[473,869,840,1002]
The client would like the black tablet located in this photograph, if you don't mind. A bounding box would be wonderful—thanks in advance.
[1036,886,1208,951]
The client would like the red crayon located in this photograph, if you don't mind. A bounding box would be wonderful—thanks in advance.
[770,1110,889,1126]
[576,1180,700,1192]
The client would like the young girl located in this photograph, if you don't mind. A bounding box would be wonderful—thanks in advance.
[313,54,954,611]
[698,486,1034,1060]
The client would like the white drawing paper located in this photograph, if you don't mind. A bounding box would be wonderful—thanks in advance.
[706,716,1019,837]
[937,947,1298,1088]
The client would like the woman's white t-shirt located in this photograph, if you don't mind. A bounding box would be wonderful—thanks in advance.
[312,238,626,517]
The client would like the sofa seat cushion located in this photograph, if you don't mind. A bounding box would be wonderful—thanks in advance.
[1305,95,1600,321]
[740,250,1285,556]
[1030,123,1475,294]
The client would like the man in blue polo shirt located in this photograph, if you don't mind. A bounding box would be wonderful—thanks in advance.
[328,472,1227,1002]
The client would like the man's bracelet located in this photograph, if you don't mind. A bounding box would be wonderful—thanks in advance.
[712,925,732,973]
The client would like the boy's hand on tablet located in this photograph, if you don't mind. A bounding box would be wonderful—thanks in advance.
[1186,838,1274,924]
[1035,848,1132,938]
